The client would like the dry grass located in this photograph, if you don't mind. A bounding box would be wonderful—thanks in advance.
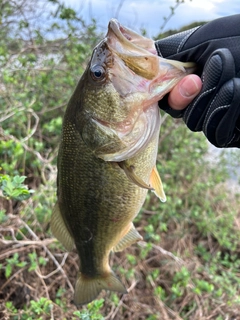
[0,184,240,320]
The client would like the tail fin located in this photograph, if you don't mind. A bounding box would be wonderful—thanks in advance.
[74,272,127,306]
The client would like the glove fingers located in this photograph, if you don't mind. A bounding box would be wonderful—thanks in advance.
[158,94,185,118]
[183,49,235,131]
[203,78,240,147]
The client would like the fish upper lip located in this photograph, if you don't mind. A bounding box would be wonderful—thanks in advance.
[108,19,125,42]
[107,19,141,52]
[108,19,140,44]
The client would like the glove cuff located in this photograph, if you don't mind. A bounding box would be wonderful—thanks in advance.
[155,26,200,58]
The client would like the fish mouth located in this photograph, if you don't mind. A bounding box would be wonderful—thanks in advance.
[107,19,196,80]
[107,19,157,55]
[107,19,138,49]
[81,19,196,162]
[106,19,160,80]
[80,20,162,161]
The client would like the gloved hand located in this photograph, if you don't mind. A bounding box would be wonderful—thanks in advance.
[155,14,240,148]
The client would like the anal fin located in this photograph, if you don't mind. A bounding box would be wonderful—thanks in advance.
[50,202,75,251]
[150,166,166,202]
[113,223,143,252]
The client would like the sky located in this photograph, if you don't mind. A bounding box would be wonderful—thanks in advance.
[63,0,240,37]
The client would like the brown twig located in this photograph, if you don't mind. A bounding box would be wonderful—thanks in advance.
[138,241,185,265]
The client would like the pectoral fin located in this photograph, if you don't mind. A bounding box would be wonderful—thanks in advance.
[50,202,75,251]
[150,166,166,202]
[113,223,143,252]
[118,161,153,190]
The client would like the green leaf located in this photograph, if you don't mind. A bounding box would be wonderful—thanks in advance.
[5,264,12,278]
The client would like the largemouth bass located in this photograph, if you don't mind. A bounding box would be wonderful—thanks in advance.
[51,19,195,306]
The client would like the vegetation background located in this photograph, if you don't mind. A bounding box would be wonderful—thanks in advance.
[0,0,239,319]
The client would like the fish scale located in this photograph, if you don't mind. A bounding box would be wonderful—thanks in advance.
[51,18,196,306]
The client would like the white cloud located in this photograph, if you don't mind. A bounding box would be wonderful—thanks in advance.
[63,0,240,37]
[188,0,215,11]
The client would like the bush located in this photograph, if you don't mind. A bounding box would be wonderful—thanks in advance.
[0,1,239,319]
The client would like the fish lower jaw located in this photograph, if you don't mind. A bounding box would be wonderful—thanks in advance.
[96,119,160,162]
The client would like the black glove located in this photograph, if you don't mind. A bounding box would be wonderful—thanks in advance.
[155,14,240,148]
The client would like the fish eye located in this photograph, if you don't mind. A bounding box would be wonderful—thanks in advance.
[90,65,105,81]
